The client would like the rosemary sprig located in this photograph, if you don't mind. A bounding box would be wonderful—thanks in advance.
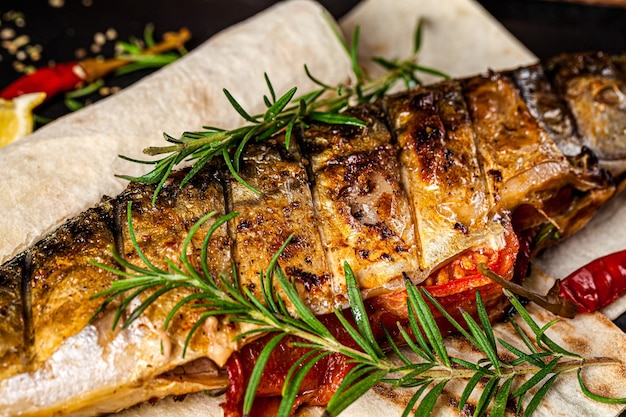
[91,209,626,417]
[119,21,450,204]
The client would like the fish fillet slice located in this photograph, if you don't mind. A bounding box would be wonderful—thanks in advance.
[547,52,626,181]
[463,72,578,216]
[228,137,334,314]
[300,104,420,302]
[0,167,242,417]
[385,81,504,276]
[512,62,617,239]
[118,166,238,362]
[27,202,119,369]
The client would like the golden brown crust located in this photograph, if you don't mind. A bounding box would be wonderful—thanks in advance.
[463,71,576,214]
[228,137,334,314]
[301,104,419,301]
[385,82,504,275]
[28,202,118,368]
[0,256,26,380]
[547,52,626,180]
[118,166,234,356]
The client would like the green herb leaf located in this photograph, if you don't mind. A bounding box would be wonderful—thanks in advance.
[413,380,448,416]
[243,333,287,415]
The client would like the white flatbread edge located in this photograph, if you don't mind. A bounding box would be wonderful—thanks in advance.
[339,0,537,83]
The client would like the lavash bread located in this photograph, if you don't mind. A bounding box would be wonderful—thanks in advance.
[0,0,624,416]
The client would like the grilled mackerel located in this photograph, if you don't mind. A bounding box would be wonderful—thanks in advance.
[1,52,626,417]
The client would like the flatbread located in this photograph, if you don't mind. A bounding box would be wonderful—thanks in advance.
[1,0,624,416]
[340,0,536,83]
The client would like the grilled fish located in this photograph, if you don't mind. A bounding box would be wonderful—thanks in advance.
[1,51,625,417]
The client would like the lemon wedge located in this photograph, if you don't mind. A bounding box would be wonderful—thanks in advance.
[0,92,46,148]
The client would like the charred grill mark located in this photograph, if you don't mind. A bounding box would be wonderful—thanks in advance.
[488,169,502,183]
[229,137,334,313]
[20,246,34,372]
[236,219,252,232]
[404,91,448,183]
[301,102,420,292]
[454,222,469,234]
[284,267,329,292]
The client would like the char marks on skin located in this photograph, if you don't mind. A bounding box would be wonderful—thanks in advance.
[0,255,26,380]
[300,103,420,300]
[463,71,576,213]
[27,202,119,370]
[547,52,626,182]
[228,137,334,315]
[509,55,618,246]
[118,166,233,350]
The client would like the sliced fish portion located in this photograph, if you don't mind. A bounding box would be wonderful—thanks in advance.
[513,61,617,240]
[0,256,26,381]
[385,81,505,278]
[228,137,334,314]
[463,71,576,213]
[547,51,626,182]
[0,167,240,417]
[300,104,420,301]
[28,202,118,370]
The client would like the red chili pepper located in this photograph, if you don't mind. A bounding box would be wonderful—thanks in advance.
[0,28,191,102]
[554,249,626,313]
[480,248,626,318]
[0,62,83,100]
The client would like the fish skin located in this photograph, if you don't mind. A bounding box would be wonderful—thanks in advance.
[229,137,335,314]
[28,201,119,373]
[547,52,626,181]
[300,103,420,301]
[0,166,244,417]
[384,81,499,278]
[1,53,626,416]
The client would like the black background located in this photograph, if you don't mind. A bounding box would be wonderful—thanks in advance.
[1,0,625,361]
